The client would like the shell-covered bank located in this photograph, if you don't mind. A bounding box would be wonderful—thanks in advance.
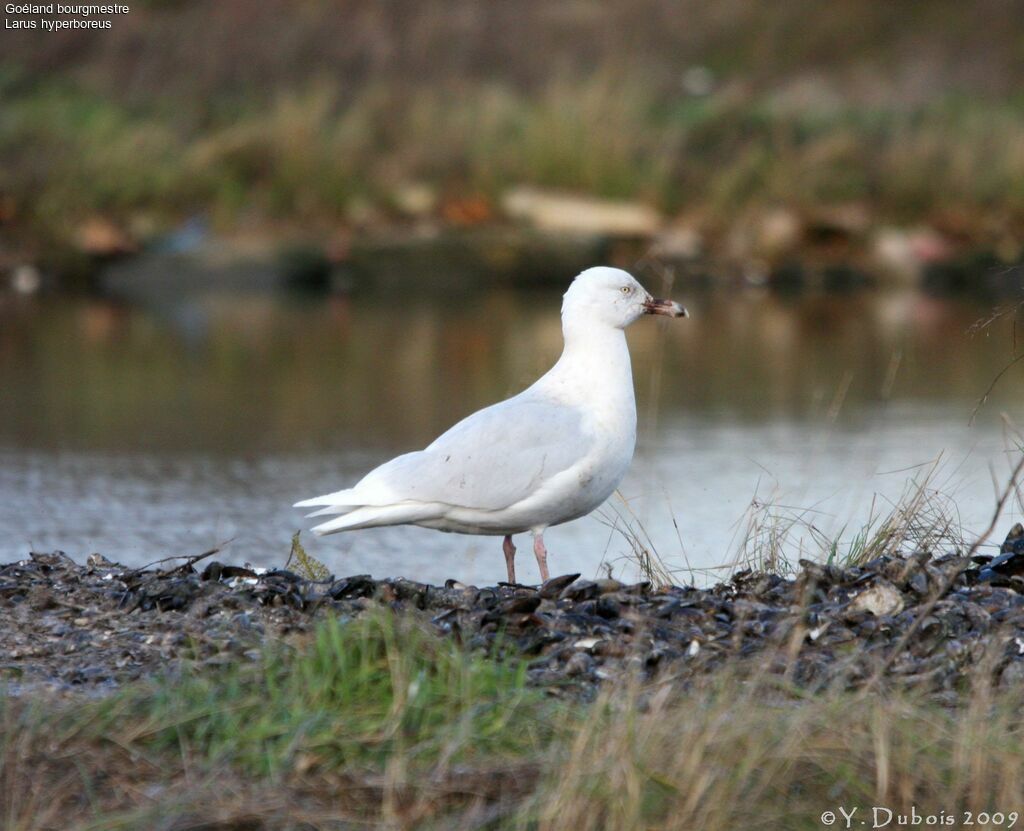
[5,524,1024,699]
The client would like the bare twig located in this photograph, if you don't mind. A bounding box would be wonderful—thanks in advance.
[966,299,1024,336]
[969,351,1024,426]
[125,541,231,576]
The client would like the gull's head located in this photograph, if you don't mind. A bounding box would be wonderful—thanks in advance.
[562,266,688,330]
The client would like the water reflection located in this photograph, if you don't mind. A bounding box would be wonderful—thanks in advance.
[0,286,1021,582]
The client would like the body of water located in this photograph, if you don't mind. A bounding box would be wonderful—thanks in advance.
[1,279,1022,584]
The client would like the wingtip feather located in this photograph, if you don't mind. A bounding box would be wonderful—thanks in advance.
[306,506,341,518]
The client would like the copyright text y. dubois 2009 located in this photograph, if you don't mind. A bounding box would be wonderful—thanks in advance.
[820,806,1019,828]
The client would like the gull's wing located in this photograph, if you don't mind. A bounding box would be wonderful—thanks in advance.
[302,394,590,513]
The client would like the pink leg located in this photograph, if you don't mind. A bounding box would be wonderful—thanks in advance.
[502,535,517,584]
[533,531,550,582]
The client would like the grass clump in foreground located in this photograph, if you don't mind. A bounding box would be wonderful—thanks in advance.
[1,612,557,828]
[130,611,546,776]
[5,612,1024,829]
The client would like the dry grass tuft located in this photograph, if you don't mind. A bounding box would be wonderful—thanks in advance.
[526,666,1024,831]
[727,460,967,578]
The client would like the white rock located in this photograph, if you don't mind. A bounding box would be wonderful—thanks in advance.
[11,264,41,295]
[652,226,702,259]
[393,182,437,217]
[502,187,662,237]
[850,582,904,617]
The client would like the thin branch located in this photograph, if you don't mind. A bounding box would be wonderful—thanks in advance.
[969,351,1024,426]
[125,541,231,576]
[966,299,1024,336]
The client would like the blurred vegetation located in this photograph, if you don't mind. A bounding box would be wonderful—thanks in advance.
[3,0,1024,252]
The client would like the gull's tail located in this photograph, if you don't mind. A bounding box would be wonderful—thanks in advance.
[294,488,360,511]
[293,489,438,536]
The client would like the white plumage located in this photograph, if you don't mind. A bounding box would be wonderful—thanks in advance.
[295,266,687,583]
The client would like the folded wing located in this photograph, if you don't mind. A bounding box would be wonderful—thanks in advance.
[294,395,590,533]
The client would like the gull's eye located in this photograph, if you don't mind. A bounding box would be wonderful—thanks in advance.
[620,286,631,295]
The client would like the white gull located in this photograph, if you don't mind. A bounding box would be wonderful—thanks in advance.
[294,266,687,583]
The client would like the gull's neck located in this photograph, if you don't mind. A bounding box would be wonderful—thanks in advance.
[535,314,635,411]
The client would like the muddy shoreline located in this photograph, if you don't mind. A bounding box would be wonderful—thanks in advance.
[3,529,1024,700]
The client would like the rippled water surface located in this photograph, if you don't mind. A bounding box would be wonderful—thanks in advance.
[2,281,1022,584]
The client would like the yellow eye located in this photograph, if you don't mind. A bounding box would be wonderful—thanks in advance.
[620,286,631,294]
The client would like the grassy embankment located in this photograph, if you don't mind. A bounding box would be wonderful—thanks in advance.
[6,1,1024,274]
[5,73,1024,249]
[4,611,1024,829]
